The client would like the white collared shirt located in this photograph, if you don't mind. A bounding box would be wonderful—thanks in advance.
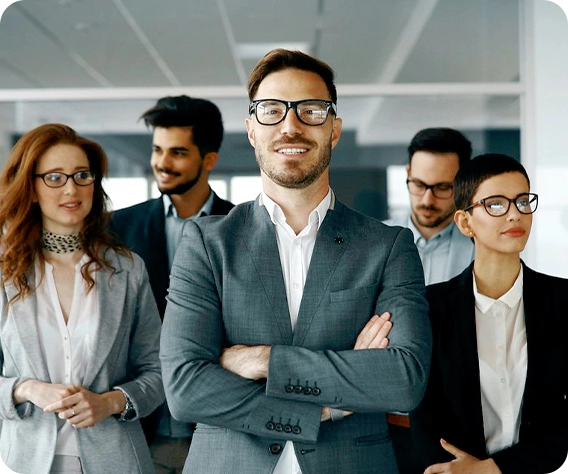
[36,255,100,456]
[473,266,527,455]
[261,189,332,474]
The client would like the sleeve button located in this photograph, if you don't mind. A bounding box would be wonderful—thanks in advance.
[268,443,282,455]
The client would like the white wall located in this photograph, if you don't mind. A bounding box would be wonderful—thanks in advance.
[523,0,568,277]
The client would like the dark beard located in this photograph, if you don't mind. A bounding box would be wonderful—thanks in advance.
[256,140,332,189]
[159,162,203,196]
[412,205,455,229]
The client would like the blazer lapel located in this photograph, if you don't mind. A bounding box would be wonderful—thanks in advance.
[4,269,51,382]
[243,202,293,343]
[446,267,487,448]
[82,251,125,387]
[293,205,348,346]
[518,263,540,421]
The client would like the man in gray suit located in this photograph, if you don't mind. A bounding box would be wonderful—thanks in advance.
[161,48,431,474]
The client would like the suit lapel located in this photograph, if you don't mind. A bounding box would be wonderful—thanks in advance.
[145,199,169,316]
[519,264,540,421]
[244,202,293,343]
[293,205,348,346]
[5,268,51,382]
[82,251,125,387]
[446,268,487,448]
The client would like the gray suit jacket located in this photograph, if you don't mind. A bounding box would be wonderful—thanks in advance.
[161,198,431,474]
[0,250,164,474]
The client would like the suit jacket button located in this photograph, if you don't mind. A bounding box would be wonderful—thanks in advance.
[312,387,321,396]
[294,385,303,394]
[266,421,275,430]
[285,384,294,393]
[303,386,312,395]
[292,425,301,435]
[284,424,292,433]
[269,443,283,455]
[275,423,283,432]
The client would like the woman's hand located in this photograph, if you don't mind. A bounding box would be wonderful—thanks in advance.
[424,439,502,474]
[43,386,126,429]
[13,379,79,409]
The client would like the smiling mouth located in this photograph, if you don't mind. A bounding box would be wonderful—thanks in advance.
[276,147,309,155]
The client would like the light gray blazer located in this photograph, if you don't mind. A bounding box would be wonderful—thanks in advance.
[0,250,164,474]
[161,198,431,474]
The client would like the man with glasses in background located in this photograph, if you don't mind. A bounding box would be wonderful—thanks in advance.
[384,127,474,474]
[160,48,431,474]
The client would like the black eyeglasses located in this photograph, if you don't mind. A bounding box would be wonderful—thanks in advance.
[464,193,538,217]
[406,178,454,199]
[35,171,96,188]
[249,99,337,126]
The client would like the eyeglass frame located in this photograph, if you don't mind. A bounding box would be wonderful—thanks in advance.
[248,99,337,126]
[406,178,454,199]
[35,171,96,188]
[463,193,539,217]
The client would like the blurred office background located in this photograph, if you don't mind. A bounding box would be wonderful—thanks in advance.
[0,0,566,277]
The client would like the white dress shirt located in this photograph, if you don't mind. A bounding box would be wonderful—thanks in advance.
[260,189,332,474]
[473,267,527,455]
[36,255,100,456]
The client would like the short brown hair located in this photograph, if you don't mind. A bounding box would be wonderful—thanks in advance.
[247,48,337,104]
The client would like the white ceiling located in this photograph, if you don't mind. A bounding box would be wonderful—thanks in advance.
[0,0,523,145]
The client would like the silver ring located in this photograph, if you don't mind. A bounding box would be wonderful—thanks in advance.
[70,408,76,416]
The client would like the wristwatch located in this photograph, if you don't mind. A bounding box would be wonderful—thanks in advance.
[113,387,137,422]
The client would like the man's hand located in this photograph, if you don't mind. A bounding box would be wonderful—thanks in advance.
[219,344,271,380]
[43,386,126,429]
[424,439,502,474]
[354,312,392,350]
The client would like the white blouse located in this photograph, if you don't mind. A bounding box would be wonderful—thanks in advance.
[36,255,100,457]
[473,267,527,455]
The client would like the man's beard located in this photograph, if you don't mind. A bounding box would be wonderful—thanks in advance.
[255,139,332,189]
[158,161,203,196]
[412,204,455,229]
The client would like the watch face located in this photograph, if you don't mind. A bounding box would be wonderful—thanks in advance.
[124,407,137,421]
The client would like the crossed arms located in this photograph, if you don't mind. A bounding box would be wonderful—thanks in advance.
[160,218,431,444]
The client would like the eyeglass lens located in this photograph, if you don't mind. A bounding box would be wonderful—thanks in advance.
[484,194,538,216]
[406,179,453,199]
[41,171,95,188]
[254,100,331,126]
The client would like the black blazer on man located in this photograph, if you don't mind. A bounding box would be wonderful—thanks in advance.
[411,262,568,474]
[110,193,234,318]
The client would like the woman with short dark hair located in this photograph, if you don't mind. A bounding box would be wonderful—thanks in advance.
[411,153,567,474]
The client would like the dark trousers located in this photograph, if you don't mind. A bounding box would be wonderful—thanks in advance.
[388,423,423,474]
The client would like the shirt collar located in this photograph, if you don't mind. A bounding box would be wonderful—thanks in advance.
[260,188,332,232]
[407,215,454,244]
[162,189,214,219]
[473,265,524,313]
